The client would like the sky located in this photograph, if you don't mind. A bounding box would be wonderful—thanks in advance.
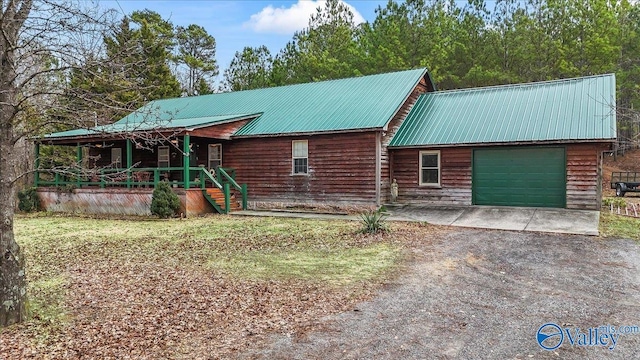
[101,0,388,73]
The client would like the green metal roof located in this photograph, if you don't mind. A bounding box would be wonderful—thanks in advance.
[390,74,617,147]
[45,113,261,139]
[45,68,431,139]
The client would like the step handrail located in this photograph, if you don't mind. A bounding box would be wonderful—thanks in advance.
[216,167,248,210]
[199,168,223,189]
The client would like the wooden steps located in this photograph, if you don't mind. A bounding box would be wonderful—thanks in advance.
[204,188,241,212]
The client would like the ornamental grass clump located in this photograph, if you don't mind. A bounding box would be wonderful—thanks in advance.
[150,181,180,218]
[359,208,389,234]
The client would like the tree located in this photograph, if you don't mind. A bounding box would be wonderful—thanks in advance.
[175,24,218,96]
[358,0,463,88]
[1,0,79,326]
[221,45,273,91]
[293,0,364,82]
[129,10,181,101]
[264,0,364,86]
[0,0,173,327]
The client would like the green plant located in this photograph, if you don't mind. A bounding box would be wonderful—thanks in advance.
[359,208,389,234]
[603,197,627,208]
[150,181,180,218]
[18,187,41,212]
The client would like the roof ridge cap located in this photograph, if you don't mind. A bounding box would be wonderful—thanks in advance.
[427,73,615,95]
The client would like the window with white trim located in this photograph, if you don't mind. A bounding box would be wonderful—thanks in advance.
[292,140,308,175]
[419,150,440,186]
[158,146,170,168]
[111,148,122,167]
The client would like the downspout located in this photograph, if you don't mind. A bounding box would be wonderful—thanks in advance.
[375,131,381,206]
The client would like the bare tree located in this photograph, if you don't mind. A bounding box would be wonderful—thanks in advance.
[0,0,157,327]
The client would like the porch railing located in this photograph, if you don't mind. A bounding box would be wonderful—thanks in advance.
[216,167,248,211]
[34,166,247,212]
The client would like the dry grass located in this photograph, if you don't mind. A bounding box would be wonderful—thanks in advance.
[1,214,438,359]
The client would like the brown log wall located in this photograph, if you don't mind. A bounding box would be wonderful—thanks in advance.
[391,148,472,205]
[566,143,610,210]
[391,143,611,209]
[224,132,377,205]
[189,120,251,140]
[380,77,431,203]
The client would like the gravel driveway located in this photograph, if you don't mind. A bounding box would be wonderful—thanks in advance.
[246,228,640,359]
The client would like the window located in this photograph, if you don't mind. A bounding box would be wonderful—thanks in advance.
[111,148,122,167]
[419,150,440,186]
[292,140,308,174]
[208,144,222,169]
[158,146,170,168]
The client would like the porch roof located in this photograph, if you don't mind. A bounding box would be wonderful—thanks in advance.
[44,113,261,140]
[44,68,433,141]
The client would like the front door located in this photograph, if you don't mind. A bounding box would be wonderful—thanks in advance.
[208,144,222,170]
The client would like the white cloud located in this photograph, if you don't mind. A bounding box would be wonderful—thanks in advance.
[244,0,365,35]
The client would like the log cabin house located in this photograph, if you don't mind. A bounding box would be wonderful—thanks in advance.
[35,69,616,216]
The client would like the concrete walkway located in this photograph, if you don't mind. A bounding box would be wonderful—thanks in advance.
[232,205,600,236]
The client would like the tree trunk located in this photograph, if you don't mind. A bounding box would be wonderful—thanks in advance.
[0,129,26,327]
[0,0,29,325]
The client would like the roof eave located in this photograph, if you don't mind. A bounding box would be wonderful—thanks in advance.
[183,113,262,132]
[231,127,384,139]
[39,113,264,143]
[382,68,434,132]
[389,138,617,149]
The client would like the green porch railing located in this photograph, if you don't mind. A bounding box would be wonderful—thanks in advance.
[216,167,248,210]
[34,166,248,212]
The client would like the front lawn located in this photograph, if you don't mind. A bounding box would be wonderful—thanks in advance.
[1,214,435,358]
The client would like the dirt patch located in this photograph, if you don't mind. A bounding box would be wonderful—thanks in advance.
[249,229,640,359]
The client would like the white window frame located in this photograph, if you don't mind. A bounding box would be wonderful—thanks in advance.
[208,144,222,170]
[158,146,170,168]
[111,148,122,168]
[419,150,441,187]
[292,140,308,175]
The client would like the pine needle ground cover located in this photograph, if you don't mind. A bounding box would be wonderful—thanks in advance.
[1,214,436,358]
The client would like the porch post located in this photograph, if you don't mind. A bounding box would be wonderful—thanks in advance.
[126,139,133,188]
[183,134,190,189]
[76,143,82,188]
[34,142,40,187]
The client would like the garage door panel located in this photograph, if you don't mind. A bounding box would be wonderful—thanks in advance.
[473,148,566,208]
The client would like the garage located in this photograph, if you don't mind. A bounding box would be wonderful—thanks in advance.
[472,147,566,208]
[388,74,616,210]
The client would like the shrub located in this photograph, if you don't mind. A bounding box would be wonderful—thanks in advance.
[18,187,41,212]
[603,197,627,209]
[150,181,180,218]
[359,208,389,234]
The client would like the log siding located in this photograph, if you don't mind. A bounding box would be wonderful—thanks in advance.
[391,143,611,209]
[391,147,472,205]
[380,77,431,203]
[566,143,611,210]
[224,132,378,206]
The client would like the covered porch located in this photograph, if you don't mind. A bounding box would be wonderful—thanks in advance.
[34,133,247,215]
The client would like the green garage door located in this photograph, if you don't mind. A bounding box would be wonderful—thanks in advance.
[473,147,566,208]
